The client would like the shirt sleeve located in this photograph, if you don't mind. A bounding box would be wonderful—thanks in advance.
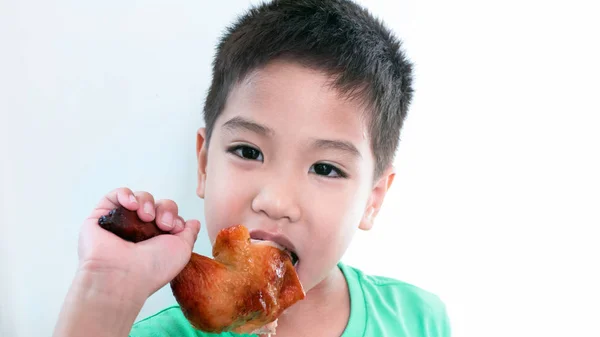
[425,298,452,337]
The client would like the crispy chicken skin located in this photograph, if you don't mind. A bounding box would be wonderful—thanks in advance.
[98,206,305,334]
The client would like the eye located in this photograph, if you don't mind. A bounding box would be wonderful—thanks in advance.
[309,163,347,178]
[229,145,263,161]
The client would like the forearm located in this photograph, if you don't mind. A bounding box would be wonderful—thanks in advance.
[53,269,145,337]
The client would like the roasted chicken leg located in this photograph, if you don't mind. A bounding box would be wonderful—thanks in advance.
[98,206,305,334]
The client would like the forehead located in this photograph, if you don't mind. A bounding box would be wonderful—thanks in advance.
[218,60,371,147]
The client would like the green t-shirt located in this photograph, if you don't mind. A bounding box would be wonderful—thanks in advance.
[130,262,451,337]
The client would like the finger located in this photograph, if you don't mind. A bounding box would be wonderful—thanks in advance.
[90,187,139,220]
[176,219,201,249]
[133,191,156,222]
[166,215,185,234]
[155,199,179,231]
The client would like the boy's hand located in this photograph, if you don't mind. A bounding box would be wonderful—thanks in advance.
[78,187,201,301]
[53,187,201,337]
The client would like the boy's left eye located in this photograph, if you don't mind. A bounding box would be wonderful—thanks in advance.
[309,163,346,178]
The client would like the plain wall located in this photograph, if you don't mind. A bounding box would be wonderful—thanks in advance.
[1,0,599,336]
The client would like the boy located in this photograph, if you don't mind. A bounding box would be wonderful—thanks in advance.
[53,0,451,336]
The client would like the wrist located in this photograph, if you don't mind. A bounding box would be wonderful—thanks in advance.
[53,266,147,337]
[76,260,149,305]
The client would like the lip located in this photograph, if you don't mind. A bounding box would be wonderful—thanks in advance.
[248,229,297,255]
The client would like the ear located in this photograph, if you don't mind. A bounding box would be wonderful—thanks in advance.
[359,166,396,231]
[196,128,208,199]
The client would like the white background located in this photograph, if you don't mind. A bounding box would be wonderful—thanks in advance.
[1,0,599,336]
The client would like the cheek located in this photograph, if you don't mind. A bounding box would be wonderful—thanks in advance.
[203,156,252,242]
[306,183,366,253]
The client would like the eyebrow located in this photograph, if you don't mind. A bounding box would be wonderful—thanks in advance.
[313,139,362,159]
[222,116,274,136]
[221,116,361,158]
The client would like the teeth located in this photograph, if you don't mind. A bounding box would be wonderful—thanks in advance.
[251,239,284,250]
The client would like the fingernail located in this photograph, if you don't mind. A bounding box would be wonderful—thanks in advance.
[129,194,138,205]
[144,202,154,216]
[174,219,184,231]
[161,212,174,229]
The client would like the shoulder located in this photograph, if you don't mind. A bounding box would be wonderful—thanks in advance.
[129,305,237,337]
[358,267,446,315]
[340,263,451,337]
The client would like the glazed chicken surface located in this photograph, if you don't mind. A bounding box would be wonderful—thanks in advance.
[98,206,305,334]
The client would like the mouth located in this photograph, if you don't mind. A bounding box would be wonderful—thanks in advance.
[285,249,299,267]
[249,232,300,267]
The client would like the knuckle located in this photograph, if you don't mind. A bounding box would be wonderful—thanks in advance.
[135,191,155,202]
[116,186,132,195]
[158,199,178,211]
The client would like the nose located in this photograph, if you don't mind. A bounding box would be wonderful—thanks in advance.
[251,176,301,223]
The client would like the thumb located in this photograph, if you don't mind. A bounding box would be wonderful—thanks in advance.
[176,219,201,250]
[136,219,200,294]
[137,219,200,268]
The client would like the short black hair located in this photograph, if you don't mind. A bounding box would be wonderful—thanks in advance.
[203,0,413,178]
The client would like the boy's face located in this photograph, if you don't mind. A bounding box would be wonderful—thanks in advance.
[196,60,394,292]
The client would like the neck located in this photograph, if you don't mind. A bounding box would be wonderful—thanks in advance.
[265,264,350,336]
